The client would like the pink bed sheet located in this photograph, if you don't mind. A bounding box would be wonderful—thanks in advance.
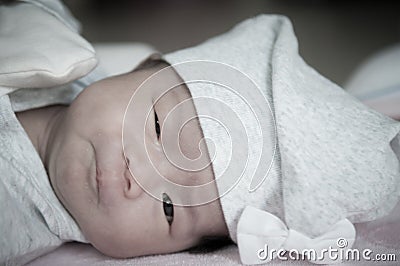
[27,202,400,265]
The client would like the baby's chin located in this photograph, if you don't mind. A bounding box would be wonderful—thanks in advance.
[80,226,130,258]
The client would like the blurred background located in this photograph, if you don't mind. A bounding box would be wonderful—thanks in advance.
[64,0,400,86]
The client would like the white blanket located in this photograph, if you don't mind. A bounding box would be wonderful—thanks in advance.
[0,94,87,265]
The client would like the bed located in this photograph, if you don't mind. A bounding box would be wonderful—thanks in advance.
[27,194,400,266]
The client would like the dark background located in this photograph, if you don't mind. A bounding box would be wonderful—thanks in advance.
[64,0,400,86]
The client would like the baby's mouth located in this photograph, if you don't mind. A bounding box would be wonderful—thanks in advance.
[89,142,100,205]
[95,165,102,205]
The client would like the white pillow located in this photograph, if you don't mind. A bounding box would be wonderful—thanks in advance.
[345,44,400,96]
[93,43,157,77]
[0,0,97,94]
[344,44,400,119]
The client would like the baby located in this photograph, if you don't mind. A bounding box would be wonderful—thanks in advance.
[2,10,400,266]
[16,58,229,258]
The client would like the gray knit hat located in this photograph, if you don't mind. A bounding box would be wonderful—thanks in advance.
[163,15,400,264]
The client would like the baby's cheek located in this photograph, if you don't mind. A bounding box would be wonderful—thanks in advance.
[82,217,134,258]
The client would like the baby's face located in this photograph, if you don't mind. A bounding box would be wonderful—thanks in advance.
[47,61,225,257]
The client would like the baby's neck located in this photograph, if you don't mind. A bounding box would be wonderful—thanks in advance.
[16,105,67,170]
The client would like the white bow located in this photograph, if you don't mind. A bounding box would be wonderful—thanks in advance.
[237,206,356,265]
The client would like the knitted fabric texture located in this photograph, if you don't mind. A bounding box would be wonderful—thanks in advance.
[164,15,400,242]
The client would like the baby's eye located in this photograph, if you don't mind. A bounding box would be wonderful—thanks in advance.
[154,110,161,139]
[162,192,174,226]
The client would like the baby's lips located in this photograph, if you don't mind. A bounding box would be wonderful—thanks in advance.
[96,166,128,206]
